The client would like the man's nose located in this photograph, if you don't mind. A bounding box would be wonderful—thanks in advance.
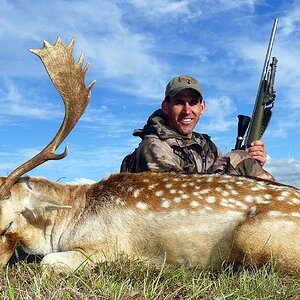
[182,102,192,114]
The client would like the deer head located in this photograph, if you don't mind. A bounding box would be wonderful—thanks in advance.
[0,37,95,262]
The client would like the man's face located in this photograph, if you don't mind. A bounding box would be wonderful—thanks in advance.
[162,89,206,138]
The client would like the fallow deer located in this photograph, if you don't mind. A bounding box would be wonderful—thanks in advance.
[1,37,300,275]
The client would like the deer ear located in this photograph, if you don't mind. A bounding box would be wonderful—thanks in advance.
[20,178,71,211]
[22,197,71,222]
[23,193,71,220]
[35,197,72,212]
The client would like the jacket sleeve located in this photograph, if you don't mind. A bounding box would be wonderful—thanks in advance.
[135,135,184,173]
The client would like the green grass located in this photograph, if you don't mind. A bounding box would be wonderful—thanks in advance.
[1,256,299,300]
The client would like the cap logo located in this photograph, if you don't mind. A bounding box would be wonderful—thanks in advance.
[179,76,192,84]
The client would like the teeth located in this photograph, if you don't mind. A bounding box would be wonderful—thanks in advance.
[181,118,192,124]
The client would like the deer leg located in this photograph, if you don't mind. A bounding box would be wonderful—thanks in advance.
[41,250,97,271]
[234,211,300,275]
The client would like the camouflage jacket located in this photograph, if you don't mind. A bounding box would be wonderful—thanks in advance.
[121,110,274,179]
[120,109,223,174]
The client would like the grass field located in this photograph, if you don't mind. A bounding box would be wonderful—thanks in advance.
[1,255,299,300]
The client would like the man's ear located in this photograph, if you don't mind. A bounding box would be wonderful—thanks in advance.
[200,100,206,115]
[162,100,169,114]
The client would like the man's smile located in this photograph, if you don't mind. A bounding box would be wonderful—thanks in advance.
[180,117,193,124]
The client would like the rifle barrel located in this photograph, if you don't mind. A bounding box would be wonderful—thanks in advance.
[259,18,278,85]
[245,18,278,147]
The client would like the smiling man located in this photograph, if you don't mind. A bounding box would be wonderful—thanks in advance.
[162,87,205,138]
[121,75,274,180]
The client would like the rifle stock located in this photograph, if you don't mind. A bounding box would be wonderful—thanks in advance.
[234,19,278,150]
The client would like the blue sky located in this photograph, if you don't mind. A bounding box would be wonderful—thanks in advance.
[0,0,299,187]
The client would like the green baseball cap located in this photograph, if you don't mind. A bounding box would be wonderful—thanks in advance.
[165,75,203,99]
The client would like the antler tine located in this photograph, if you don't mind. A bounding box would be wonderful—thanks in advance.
[0,36,96,200]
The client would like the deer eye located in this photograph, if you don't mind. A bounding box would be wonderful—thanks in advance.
[1,222,13,236]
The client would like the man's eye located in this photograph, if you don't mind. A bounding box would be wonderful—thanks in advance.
[174,100,185,106]
[173,99,199,106]
[190,100,199,106]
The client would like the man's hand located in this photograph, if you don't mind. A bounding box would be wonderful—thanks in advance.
[247,140,268,166]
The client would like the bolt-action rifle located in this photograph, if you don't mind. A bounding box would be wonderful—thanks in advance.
[234,18,278,150]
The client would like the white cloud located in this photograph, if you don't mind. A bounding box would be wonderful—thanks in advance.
[265,158,300,188]
[0,78,61,120]
[0,1,169,100]
[280,2,300,36]
[272,118,300,138]
[65,178,96,185]
[126,0,197,18]
[199,96,236,132]
[6,144,128,182]
[126,0,256,19]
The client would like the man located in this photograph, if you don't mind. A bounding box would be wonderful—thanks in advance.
[121,75,274,181]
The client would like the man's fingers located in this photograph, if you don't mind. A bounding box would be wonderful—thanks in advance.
[250,140,265,147]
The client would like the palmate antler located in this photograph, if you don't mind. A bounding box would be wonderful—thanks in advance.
[0,36,95,199]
